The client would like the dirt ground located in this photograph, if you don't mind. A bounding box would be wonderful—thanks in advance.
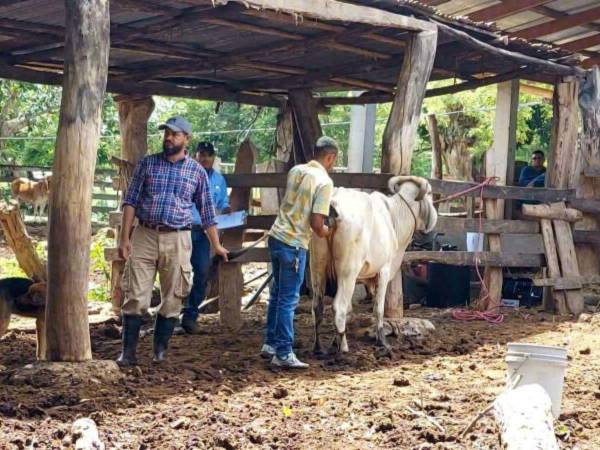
[1,289,600,449]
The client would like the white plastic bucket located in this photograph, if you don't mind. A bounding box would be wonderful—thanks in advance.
[466,232,484,252]
[506,343,568,418]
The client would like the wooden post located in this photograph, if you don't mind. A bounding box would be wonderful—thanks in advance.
[481,80,519,311]
[575,69,600,275]
[548,80,579,190]
[427,114,443,181]
[381,30,437,319]
[0,201,46,282]
[45,0,109,361]
[288,89,322,164]
[110,95,155,315]
[115,95,155,166]
[348,99,376,173]
[382,30,437,175]
[219,139,256,331]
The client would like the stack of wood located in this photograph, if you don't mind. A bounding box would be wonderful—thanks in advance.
[523,202,584,316]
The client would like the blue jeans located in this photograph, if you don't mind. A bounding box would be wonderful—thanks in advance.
[182,229,211,321]
[264,237,307,358]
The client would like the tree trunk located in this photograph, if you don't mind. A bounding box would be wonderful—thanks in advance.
[382,29,437,318]
[575,69,600,275]
[482,80,519,311]
[110,95,154,315]
[115,95,155,167]
[288,89,322,164]
[0,202,46,282]
[45,0,110,361]
[382,30,437,175]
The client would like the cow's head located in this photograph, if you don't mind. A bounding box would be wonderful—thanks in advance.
[388,176,438,233]
[22,282,47,308]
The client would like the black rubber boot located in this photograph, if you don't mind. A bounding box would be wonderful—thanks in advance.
[153,314,178,363]
[181,315,202,335]
[116,315,142,367]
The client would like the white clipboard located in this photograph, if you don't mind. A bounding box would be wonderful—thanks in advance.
[215,210,247,230]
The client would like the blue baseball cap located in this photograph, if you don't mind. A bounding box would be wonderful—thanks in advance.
[158,116,192,135]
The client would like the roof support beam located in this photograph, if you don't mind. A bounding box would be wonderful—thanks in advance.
[513,6,600,40]
[214,0,436,32]
[469,0,552,23]
[434,21,583,77]
[560,33,600,52]
[318,68,532,106]
[0,60,285,107]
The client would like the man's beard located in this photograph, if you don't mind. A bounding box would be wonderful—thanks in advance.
[163,142,183,156]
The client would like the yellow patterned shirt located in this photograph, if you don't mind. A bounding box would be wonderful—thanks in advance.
[269,160,333,249]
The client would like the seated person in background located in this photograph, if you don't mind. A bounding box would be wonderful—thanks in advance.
[518,150,546,188]
[180,142,231,334]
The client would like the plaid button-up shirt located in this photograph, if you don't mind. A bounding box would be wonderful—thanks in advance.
[123,153,216,229]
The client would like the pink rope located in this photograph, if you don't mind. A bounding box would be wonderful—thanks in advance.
[442,176,505,323]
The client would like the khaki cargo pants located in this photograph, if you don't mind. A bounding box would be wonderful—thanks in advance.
[121,225,193,318]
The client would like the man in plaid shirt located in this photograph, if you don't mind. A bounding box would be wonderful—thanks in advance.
[116,116,228,367]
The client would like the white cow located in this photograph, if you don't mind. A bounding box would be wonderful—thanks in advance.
[310,176,438,354]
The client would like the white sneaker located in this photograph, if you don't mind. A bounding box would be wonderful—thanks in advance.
[260,344,276,359]
[271,352,309,369]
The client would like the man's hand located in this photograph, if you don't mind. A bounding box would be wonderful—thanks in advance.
[214,244,229,262]
[118,238,132,260]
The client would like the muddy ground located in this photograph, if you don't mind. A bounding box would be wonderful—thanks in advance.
[1,290,600,449]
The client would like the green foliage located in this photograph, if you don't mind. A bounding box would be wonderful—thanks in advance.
[88,230,112,302]
[0,257,26,278]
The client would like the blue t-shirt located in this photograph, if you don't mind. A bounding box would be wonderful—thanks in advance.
[191,168,229,225]
[518,166,546,187]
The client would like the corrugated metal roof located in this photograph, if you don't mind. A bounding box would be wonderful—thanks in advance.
[428,0,600,66]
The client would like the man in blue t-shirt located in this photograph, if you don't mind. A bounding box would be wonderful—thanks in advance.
[181,142,231,334]
[519,150,546,188]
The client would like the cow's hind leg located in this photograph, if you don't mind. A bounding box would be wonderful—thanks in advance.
[36,315,47,361]
[329,276,357,354]
[312,292,325,355]
[374,268,392,352]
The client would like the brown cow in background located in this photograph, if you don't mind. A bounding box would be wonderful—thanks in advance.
[11,175,52,221]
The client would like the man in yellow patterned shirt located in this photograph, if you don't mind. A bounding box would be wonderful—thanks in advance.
[261,136,338,369]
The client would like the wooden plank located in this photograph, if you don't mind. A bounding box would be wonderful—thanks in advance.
[223,173,575,202]
[469,0,552,22]
[218,0,436,32]
[382,29,437,175]
[570,198,600,214]
[513,6,600,40]
[92,206,116,214]
[500,233,545,254]
[553,219,584,316]
[92,193,119,201]
[435,217,539,234]
[533,275,600,289]
[573,230,600,245]
[540,219,568,314]
[229,248,543,266]
[522,203,583,222]
[404,252,543,267]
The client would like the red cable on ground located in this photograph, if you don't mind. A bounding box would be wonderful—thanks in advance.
[441,177,505,324]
